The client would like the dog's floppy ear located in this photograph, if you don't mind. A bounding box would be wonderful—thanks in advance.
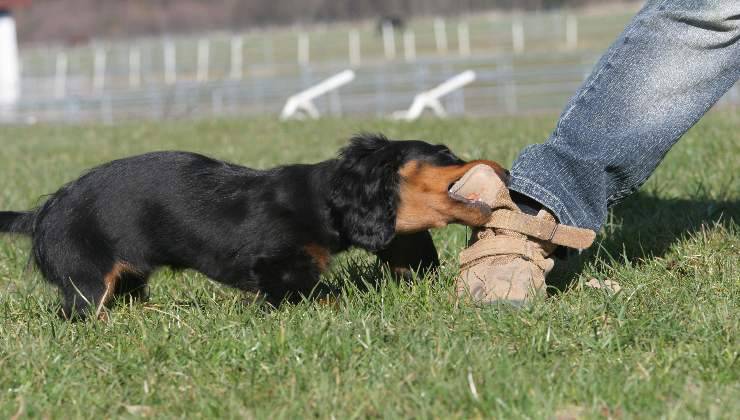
[329,133,403,251]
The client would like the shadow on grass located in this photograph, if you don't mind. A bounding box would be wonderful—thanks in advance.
[548,191,739,291]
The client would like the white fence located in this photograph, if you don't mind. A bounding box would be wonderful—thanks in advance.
[8,50,740,124]
[5,11,740,123]
[0,14,20,107]
[19,13,600,89]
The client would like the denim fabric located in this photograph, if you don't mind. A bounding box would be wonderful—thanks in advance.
[508,0,740,231]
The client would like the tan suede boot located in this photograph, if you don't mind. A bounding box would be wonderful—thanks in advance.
[449,164,596,305]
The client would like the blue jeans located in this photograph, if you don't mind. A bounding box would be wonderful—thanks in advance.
[509,0,740,231]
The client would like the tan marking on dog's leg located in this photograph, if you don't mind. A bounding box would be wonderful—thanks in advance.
[95,262,130,320]
[304,243,331,273]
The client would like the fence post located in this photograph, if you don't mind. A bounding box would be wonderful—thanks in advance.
[348,29,361,66]
[197,38,210,82]
[230,35,243,80]
[54,51,67,99]
[298,32,310,66]
[0,12,20,109]
[458,22,470,57]
[164,39,176,85]
[382,23,395,60]
[434,18,448,54]
[403,30,416,62]
[566,15,578,50]
[93,45,106,92]
[129,46,141,88]
[512,19,525,54]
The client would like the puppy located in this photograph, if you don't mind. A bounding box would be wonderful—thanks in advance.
[0,134,506,319]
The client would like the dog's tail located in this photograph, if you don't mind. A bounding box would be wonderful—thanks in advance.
[0,211,36,236]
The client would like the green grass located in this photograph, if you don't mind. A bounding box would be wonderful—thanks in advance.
[1,113,738,418]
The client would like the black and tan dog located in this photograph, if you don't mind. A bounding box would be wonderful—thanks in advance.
[0,134,506,319]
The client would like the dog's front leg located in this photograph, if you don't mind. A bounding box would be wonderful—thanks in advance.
[375,230,439,279]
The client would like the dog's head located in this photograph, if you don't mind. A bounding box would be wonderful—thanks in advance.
[329,133,508,251]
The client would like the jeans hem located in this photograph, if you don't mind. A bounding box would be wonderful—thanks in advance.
[508,175,596,231]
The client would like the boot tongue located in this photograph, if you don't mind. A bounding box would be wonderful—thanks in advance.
[448,164,517,212]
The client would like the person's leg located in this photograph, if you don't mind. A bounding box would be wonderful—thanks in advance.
[509,0,740,231]
[455,0,740,304]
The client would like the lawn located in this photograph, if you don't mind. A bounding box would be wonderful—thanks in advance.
[0,112,738,418]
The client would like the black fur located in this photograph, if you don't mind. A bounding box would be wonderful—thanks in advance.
[0,211,34,234]
[329,134,404,251]
[0,134,466,319]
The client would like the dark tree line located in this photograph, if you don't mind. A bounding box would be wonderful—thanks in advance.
[14,0,635,44]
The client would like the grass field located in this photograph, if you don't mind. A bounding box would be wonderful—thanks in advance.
[0,112,738,418]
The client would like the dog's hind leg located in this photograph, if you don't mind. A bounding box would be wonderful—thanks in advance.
[114,270,151,303]
[56,261,134,320]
